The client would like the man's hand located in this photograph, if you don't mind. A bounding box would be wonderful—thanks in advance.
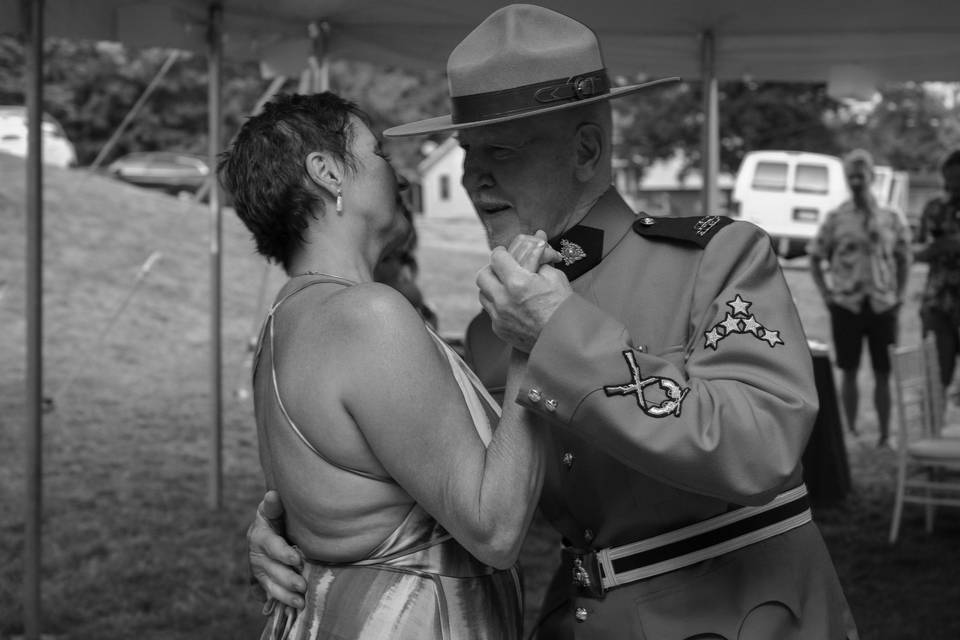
[247,490,307,610]
[477,231,572,353]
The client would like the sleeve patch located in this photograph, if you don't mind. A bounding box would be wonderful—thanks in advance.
[703,294,785,350]
[603,350,690,418]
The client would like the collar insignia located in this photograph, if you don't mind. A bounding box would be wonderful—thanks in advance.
[559,239,587,266]
[549,225,604,281]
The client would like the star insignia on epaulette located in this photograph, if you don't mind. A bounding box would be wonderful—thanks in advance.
[559,239,586,266]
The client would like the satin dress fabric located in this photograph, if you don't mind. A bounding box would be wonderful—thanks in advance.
[257,276,523,640]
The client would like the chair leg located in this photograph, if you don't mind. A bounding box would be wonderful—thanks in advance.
[925,468,939,534]
[889,470,907,544]
[925,502,936,534]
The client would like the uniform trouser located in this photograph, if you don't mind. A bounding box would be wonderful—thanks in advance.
[530,522,858,640]
[922,309,960,389]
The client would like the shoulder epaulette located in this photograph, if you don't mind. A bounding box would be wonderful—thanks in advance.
[632,214,734,248]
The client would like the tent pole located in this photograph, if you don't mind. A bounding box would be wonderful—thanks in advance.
[700,29,719,216]
[89,50,180,171]
[207,1,223,510]
[306,21,330,93]
[22,0,44,637]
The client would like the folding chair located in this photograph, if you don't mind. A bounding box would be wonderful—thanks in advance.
[923,336,960,439]
[888,337,960,544]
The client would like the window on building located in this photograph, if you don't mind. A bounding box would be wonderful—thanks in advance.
[440,175,450,201]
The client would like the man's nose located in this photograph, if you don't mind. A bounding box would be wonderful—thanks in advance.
[462,151,493,191]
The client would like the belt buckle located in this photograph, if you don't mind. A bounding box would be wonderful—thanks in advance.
[564,548,606,599]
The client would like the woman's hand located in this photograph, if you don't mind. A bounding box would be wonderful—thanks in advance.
[505,230,561,272]
[477,230,572,353]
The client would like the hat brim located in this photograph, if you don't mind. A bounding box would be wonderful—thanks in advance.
[384,76,681,138]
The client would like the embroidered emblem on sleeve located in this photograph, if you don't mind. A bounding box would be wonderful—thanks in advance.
[703,294,784,350]
[559,239,587,266]
[603,350,690,418]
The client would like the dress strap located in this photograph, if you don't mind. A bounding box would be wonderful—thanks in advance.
[425,323,500,447]
[259,277,396,484]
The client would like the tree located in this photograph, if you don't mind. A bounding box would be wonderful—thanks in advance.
[614,80,843,178]
[834,83,960,172]
[0,35,270,165]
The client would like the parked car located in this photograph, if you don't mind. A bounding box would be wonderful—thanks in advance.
[0,105,77,168]
[729,150,910,258]
[106,151,210,195]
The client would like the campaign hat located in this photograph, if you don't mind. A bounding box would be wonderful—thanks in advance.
[384,3,679,137]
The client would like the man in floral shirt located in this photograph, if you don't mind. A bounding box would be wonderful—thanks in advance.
[916,149,960,392]
[809,149,912,447]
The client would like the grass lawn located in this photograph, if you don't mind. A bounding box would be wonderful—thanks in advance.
[1,151,959,639]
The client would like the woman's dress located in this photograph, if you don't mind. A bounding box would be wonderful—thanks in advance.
[257,276,523,640]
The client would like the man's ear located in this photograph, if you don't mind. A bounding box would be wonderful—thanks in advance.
[305,151,342,197]
[574,123,604,182]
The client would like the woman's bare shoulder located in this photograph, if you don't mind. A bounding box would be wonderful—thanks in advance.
[322,282,428,338]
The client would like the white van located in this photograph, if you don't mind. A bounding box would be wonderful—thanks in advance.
[729,150,909,258]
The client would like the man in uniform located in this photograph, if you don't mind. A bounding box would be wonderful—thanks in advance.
[247,5,858,638]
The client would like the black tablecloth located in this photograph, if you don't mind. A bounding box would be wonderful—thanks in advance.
[802,349,852,506]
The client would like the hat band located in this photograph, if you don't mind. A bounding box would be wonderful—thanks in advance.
[451,69,610,124]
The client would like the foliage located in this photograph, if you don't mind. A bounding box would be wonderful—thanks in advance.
[834,83,960,173]
[614,80,845,177]
[2,35,959,178]
[0,35,448,176]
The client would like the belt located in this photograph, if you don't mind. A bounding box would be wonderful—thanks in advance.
[564,484,812,598]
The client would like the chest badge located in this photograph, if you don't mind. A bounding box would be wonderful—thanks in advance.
[704,294,784,350]
[604,350,689,418]
[558,239,587,266]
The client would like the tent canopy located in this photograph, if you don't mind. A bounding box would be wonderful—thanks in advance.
[4,0,960,84]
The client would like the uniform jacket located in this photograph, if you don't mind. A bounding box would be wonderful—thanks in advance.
[466,188,857,640]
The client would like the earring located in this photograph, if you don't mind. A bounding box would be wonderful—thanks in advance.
[336,188,343,214]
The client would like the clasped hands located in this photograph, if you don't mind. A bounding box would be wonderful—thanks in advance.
[477,231,573,353]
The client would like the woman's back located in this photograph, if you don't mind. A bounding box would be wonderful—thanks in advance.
[254,276,522,639]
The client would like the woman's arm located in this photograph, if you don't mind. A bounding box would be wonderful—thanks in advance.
[326,285,545,568]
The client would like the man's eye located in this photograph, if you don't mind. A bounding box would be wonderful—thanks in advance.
[491,147,515,159]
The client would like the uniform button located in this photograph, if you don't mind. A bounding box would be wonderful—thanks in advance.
[636,344,646,353]
[562,452,575,468]
[584,529,594,543]
[575,607,589,622]
[527,388,542,403]
[544,398,558,412]
[638,216,655,226]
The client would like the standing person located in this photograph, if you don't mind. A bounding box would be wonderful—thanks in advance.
[915,149,960,394]
[220,91,562,639]
[248,5,859,639]
[809,149,912,446]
